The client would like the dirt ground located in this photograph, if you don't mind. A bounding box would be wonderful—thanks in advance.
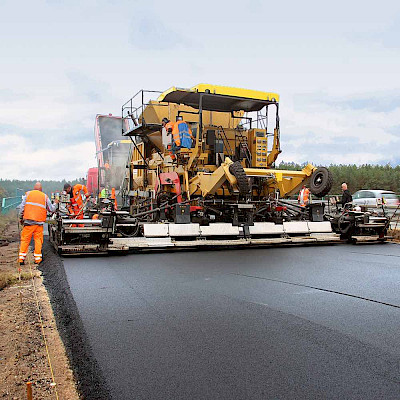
[0,215,79,399]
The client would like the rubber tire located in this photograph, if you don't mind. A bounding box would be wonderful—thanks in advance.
[338,214,352,235]
[309,167,333,197]
[229,161,251,195]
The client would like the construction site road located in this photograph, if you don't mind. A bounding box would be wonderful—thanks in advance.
[62,243,400,400]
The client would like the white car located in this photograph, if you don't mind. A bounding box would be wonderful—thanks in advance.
[352,190,399,207]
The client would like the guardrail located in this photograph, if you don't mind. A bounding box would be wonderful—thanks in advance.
[0,188,24,215]
[1,196,22,214]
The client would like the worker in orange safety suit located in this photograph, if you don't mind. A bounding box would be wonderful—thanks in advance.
[19,182,57,265]
[64,183,90,226]
[298,185,311,207]
[111,187,118,210]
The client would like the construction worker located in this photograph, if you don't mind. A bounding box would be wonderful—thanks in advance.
[19,182,57,265]
[161,118,174,150]
[111,187,118,210]
[338,182,352,208]
[99,185,110,199]
[99,187,108,198]
[64,183,90,225]
[171,118,193,153]
[298,185,311,207]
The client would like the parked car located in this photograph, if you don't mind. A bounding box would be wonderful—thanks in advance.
[352,190,399,206]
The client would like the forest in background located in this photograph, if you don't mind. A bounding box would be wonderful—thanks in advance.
[276,163,400,194]
[0,178,85,198]
[1,163,400,199]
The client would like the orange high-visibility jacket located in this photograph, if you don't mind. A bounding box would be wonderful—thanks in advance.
[72,184,89,207]
[23,190,47,222]
[111,187,118,210]
[165,121,174,133]
[172,121,193,147]
[298,188,310,207]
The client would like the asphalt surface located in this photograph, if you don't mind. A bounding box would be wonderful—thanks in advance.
[62,243,400,399]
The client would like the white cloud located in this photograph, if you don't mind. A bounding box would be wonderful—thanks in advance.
[0,134,95,180]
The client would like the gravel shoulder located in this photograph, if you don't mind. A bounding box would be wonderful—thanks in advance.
[40,239,112,400]
[0,216,79,399]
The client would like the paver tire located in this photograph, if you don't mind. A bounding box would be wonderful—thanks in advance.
[229,161,251,195]
[309,167,333,197]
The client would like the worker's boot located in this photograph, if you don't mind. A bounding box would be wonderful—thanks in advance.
[34,253,42,265]
[19,260,25,266]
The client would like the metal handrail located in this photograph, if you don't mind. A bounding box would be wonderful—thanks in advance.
[215,125,234,159]
[234,129,252,166]
[122,90,170,136]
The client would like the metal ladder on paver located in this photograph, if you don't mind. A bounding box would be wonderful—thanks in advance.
[215,125,234,160]
[235,129,252,167]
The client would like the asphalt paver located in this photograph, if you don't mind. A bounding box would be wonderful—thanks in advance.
[62,243,400,399]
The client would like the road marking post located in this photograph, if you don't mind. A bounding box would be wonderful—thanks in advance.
[26,381,33,400]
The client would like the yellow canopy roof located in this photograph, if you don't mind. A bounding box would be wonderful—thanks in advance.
[157,84,279,112]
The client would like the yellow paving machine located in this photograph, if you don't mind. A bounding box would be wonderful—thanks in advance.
[49,84,389,254]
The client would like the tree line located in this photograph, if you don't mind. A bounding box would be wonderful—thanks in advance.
[1,163,399,199]
[277,163,400,194]
[0,178,85,198]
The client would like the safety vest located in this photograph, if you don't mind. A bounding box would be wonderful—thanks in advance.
[172,121,192,148]
[298,188,310,207]
[100,188,108,198]
[23,190,47,222]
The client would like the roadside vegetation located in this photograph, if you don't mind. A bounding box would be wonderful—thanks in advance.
[0,270,31,290]
[0,178,85,198]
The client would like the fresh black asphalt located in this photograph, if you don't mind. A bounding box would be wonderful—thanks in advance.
[61,243,400,399]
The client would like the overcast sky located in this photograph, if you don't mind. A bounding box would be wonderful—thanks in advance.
[1,0,400,180]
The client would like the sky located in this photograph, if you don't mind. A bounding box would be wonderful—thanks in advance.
[1,0,400,180]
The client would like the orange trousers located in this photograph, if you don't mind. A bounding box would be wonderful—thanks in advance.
[19,224,44,264]
[68,203,84,227]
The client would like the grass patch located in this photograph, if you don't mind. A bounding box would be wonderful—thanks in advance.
[0,271,31,290]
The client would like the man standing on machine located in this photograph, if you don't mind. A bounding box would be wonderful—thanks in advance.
[161,117,174,151]
[338,182,352,207]
[298,185,311,207]
[171,116,193,153]
[64,183,90,226]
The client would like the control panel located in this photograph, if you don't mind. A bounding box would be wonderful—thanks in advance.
[248,129,268,167]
